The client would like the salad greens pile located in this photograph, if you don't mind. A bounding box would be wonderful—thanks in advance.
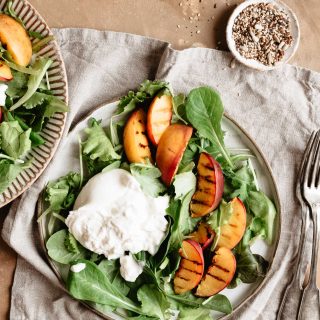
[0,1,68,194]
[41,80,277,319]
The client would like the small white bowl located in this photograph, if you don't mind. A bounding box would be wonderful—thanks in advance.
[226,0,300,71]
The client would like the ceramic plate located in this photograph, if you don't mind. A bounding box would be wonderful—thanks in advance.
[0,0,68,207]
[37,100,281,319]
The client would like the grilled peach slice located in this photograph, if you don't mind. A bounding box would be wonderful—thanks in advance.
[0,62,13,81]
[0,14,32,66]
[190,153,224,218]
[189,222,215,250]
[217,197,247,250]
[123,108,152,164]
[174,240,205,294]
[195,247,236,297]
[147,94,173,145]
[156,124,193,186]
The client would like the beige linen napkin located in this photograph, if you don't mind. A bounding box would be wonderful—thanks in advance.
[2,28,320,320]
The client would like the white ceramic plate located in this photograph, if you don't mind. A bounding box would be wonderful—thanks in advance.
[226,0,300,71]
[38,100,281,319]
[0,0,68,207]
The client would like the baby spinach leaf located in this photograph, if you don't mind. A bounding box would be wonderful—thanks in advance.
[247,190,276,244]
[235,247,269,283]
[178,307,211,320]
[10,57,53,111]
[173,171,196,200]
[46,229,87,264]
[185,87,233,168]
[137,284,170,320]
[0,121,31,159]
[167,292,232,314]
[67,259,141,314]
[130,162,166,197]
[98,259,130,296]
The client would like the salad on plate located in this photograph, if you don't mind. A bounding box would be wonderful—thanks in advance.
[0,1,68,194]
[40,80,277,320]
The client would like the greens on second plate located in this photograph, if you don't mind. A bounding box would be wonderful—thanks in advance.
[40,80,277,319]
[0,1,68,194]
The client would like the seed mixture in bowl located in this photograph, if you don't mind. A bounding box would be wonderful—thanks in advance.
[232,2,293,66]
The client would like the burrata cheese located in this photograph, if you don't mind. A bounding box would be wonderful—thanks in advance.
[66,169,169,281]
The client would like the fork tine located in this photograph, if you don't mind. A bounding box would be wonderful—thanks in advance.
[299,131,317,184]
[308,131,320,187]
[312,130,320,187]
[303,131,320,188]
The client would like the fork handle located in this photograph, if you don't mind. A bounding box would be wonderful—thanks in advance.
[276,206,309,320]
[297,204,320,320]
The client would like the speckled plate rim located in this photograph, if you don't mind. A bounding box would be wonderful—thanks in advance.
[36,99,282,320]
[226,0,300,71]
[0,0,68,207]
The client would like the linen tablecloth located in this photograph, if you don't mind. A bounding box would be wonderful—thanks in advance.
[2,28,320,319]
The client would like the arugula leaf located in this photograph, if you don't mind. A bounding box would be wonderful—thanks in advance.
[38,172,81,223]
[0,158,30,193]
[67,259,141,314]
[115,80,170,117]
[6,70,28,99]
[10,57,53,111]
[130,162,166,197]
[64,232,81,254]
[137,284,170,320]
[46,229,87,264]
[82,118,120,164]
[167,190,198,252]
[185,87,233,168]
[172,94,188,124]
[13,114,45,147]
[98,259,130,296]
[0,121,31,159]
[32,36,55,53]
[45,172,81,211]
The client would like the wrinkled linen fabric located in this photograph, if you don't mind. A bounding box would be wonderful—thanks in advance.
[2,28,320,320]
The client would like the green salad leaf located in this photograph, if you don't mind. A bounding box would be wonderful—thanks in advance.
[130,162,166,197]
[46,229,87,264]
[173,171,196,200]
[6,70,28,99]
[0,158,30,193]
[178,307,211,320]
[247,190,276,244]
[67,259,141,314]
[116,80,170,117]
[98,259,130,296]
[167,291,232,314]
[185,87,233,168]
[10,57,53,111]
[0,120,31,159]
[234,247,269,284]
[82,118,120,176]
[137,284,170,320]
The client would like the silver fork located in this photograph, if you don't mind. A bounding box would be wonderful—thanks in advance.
[276,132,315,320]
[297,130,320,320]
